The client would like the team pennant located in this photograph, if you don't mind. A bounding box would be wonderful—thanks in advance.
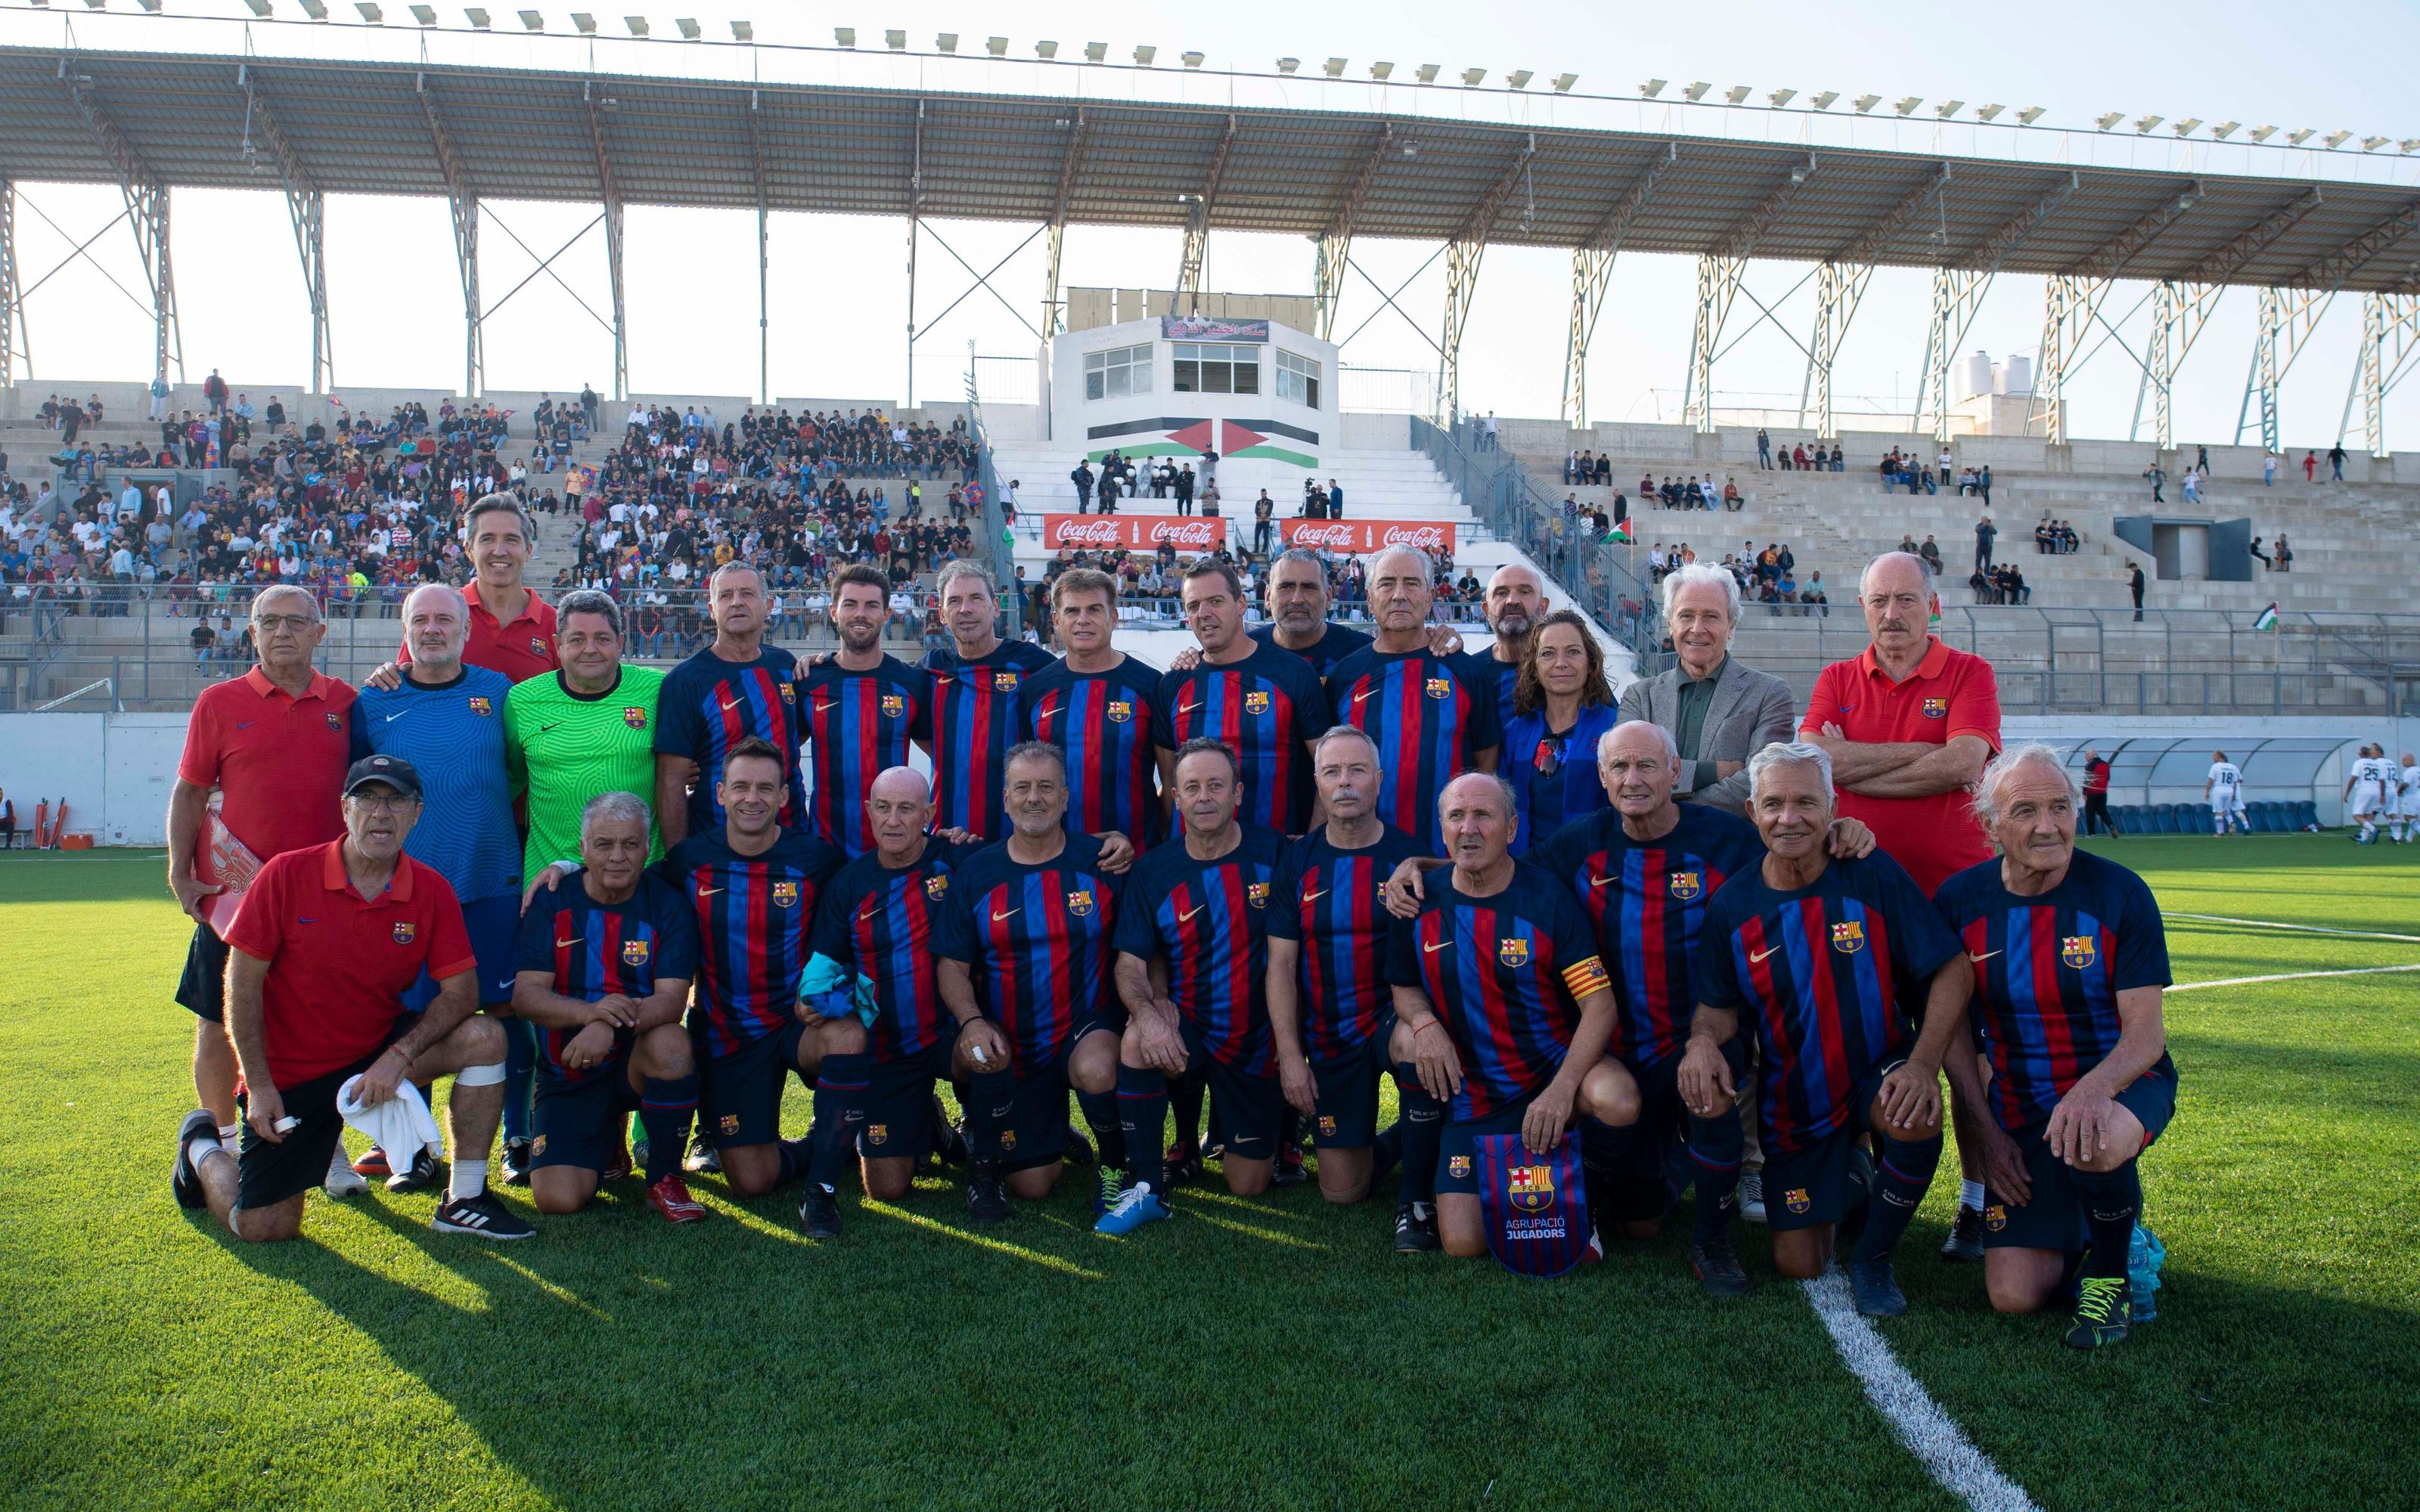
[1473,1130,1593,1278]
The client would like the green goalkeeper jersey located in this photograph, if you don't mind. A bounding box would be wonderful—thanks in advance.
[504,665,668,877]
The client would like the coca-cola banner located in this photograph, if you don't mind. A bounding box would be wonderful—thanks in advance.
[1040,513,1231,552]
[1278,519,1459,554]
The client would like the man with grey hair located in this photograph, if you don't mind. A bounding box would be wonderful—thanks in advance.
[925,558,1053,841]
[1458,561,1553,717]
[1682,741,1970,1315]
[1247,548,1373,680]
[1798,550,2003,1258]
[1327,546,1500,856]
[1618,562,1796,816]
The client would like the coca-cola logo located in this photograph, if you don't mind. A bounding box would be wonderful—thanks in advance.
[1288,522,1357,548]
[1146,520,1222,548]
[1381,524,1450,550]
[1048,518,1125,545]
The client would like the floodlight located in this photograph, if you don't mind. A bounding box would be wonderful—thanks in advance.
[1370,61,1394,81]
[1276,57,1298,74]
[1975,103,2003,121]
[2177,187,2200,209]
[1321,57,1345,77]
[2325,130,2353,148]
[1416,64,1439,83]
[1034,40,1055,57]
[1723,85,1749,104]
[411,3,436,19]
[1552,73,1577,93]
[885,29,904,49]
[299,0,327,16]
[1507,70,1533,89]
[2016,106,2046,125]
[935,32,955,51]
[464,6,489,25]
[2095,111,2124,131]
[517,8,541,28]
[1894,96,1922,116]
[2286,129,2314,145]
[1084,41,1106,61]
[1458,67,1485,85]
[624,16,645,37]
[1182,51,1204,68]
[357,2,383,18]
[1682,81,1709,101]
[2364,135,2389,151]
[833,26,853,46]
[676,17,700,40]
[247,0,274,14]
[138,0,163,10]
[2172,117,2201,136]
[1767,88,1795,107]
[984,36,1005,55]
[572,11,594,33]
[1853,94,1881,113]
[2403,139,2420,154]
[2248,125,2276,141]
[728,19,748,39]
[1810,91,1838,110]
[1935,100,1963,118]
[1639,79,1665,98]
[82,0,103,9]
[1134,45,1155,66]
[2133,114,2161,133]
[1789,162,1810,184]
[2210,121,2239,139]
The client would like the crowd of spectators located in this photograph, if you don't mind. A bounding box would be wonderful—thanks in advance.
[1025,535,1478,639]
[1641,538,1828,616]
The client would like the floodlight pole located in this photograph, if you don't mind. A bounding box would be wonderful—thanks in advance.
[1910,173,2077,442]
[243,73,333,393]
[1562,142,1673,429]
[1043,109,1087,338]
[1800,166,1944,439]
[2352,293,2420,458]
[1439,134,1535,421]
[1683,158,1811,433]
[1171,116,1236,316]
[907,98,923,409]
[1314,124,1391,343]
[0,178,23,386]
[422,87,482,396]
[747,95,769,404]
[2235,202,2420,451]
[68,71,182,392]
[588,101,628,403]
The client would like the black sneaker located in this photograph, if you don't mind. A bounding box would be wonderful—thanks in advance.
[1691,1238,1750,1297]
[1060,1122,1096,1167]
[501,1136,532,1188]
[431,1191,535,1240]
[684,1131,722,1175]
[1273,1142,1310,1188]
[1940,1204,1987,1263]
[386,1147,443,1194]
[936,1115,971,1170]
[1849,1255,1908,1318]
[1393,1201,1440,1253]
[172,1109,218,1210]
[966,1160,1011,1223]
[1165,1143,1204,1187]
[799,1182,843,1240]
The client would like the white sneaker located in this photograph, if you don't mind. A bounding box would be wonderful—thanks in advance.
[324,1141,370,1198]
[1739,1168,1768,1225]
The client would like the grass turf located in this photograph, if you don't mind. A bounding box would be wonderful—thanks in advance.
[2,835,2415,1510]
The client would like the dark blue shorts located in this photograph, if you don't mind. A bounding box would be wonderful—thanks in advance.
[532,1060,639,1172]
[1761,1058,1903,1232]
[402,892,522,1012]
[1599,1040,1751,1222]
[1308,1017,1396,1150]
[860,1026,961,1162]
[176,918,230,1023]
[1436,1088,1545,1198]
[1183,1023,1283,1164]
[1984,1059,2178,1253]
[698,1020,806,1151]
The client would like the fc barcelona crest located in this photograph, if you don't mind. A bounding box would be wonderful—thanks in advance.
[1985,1203,2009,1232]
[779,682,796,704]
[622,706,649,730]
[2061,934,2098,968]
[1244,689,1272,715]
[1424,677,1453,700]
[1247,881,1270,909]
[882,693,907,717]
[392,922,416,944]
[622,937,652,966]
[1448,1155,1473,1179]
[467,696,493,717]
[721,1114,741,1136]
[1785,1187,1812,1215]
[1499,936,1531,968]
[1106,700,1134,723]
[1668,869,1702,901]
[992,671,1021,692]
[1830,919,1866,954]
[867,1123,889,1145]
[925,874,950,900]
[529,636,547,657]
[1066,888,1096,917]
[1922,696,1949,719]
[326,711,344,730]
[1318,1115,1337,1136]
[771,881,800,908]
[1508,1162,1558,1213]
[1001,1129,1017,1152]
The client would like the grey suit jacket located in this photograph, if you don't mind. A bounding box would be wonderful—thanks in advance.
[1616,655,1798,814]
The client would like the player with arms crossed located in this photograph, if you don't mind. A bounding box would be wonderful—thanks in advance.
[1680,744,1970,1315]
[799,565,931,857]
[1264,727,1431,1244]
[2204,750,2248,837]
[1385,772,1637,1261]
[1934,745,2176,1349]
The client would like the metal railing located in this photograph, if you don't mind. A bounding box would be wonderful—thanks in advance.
[1412,415,1660,653]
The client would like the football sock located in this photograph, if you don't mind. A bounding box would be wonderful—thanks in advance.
[448,1158,489,1201]
[1279,1104,1308,1155]
[774,1136,813,1186]
[185,1131,224,1173]
[638,1074,699,1185]
[2069,1158,2143,1281]
[218,1120,241,1144]
[808,1053,870,1187]
[1171,1073,1205,1157]
[1394,1063,1442,1204]
[1851,1132,1943,1263]
[1075,1088,1127,1170]
[1115,1064,1169,1192]
[963,1067,1014,1161]
[501,1017,536,1145]
[1373,1122,1404,1179]
[1578,1114,1638,1179]
[1687,1101,1745,1247]
[1960,1177,1987,1211]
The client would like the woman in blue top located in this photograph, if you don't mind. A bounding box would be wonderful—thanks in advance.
[1501,609,1620,856]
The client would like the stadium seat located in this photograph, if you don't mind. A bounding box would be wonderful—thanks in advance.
[2110,804,2140,835]
[2294,799,2320,831]
[2157,804,2183,834]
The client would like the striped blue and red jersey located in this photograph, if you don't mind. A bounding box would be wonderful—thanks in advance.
[655,646,806,835]
[930,830,1122,1072]
[1113,824,1286,1073]
[924,639,1056,841]
[1326,646,1501,855]
[1249,620,1372,682]
[1696,851,1961,1155]
[809,838,980,1064]
[1531,805,1763,1067]
[1154,642,1333,835]
[1456,646,1523,726]
[512,872,699,1084]
[1265,824,1425,1060]
[1385,862,1610,1120]
[1022,653,1165,852]
[797,653,929,856]
[1932,849,2173,1131]
[656,827,846,1058]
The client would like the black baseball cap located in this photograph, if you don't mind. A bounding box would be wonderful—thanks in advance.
[342,754,424,801]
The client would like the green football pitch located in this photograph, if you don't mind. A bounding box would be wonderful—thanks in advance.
[4,837,2415,1511]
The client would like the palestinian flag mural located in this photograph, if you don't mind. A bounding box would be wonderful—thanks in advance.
[1083,415,1317,469]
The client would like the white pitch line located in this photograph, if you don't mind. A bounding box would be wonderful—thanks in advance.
[2164,911,2420,944]
[2167,962,2420,994]
[1801,1269,2042,1512]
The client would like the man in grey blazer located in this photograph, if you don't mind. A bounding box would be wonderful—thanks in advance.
[1616,563,1797,815]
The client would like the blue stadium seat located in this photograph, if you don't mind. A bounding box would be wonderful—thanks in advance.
[2157,804,2183,834]
[2114,805,2145,835]
[2294,799,2319,831]
[2245,801,2274,833]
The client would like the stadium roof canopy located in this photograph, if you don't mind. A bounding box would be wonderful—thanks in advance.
[4,29,2419,293]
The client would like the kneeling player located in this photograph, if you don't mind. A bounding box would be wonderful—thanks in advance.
[512,793,703,1220]
[1936,745,2176,1349]
[1386,773,1637,1261]
[1681,744,1969,1316]
[934,744,1130,1213]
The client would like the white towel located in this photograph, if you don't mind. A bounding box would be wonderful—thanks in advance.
[336,1076,444,1173]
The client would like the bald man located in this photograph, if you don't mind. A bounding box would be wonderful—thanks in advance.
[1458,562,1550,717]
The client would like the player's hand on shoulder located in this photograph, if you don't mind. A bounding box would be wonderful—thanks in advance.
[521,860,581,911]
[932,826,973,846]
[1169,646,1203,672]
[363,660,405,692]
[1382,857,1429,918]
[1824,816,1878,859]
[1426,624,1464,658]
[1093,832,1135,874]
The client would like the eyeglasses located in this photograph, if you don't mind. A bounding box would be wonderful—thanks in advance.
[346,792,417,813]
[252,613,319,632]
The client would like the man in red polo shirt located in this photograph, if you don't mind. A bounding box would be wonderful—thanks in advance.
[170,755,534,1243]
[1800,549,2001,1260]
[169,584,355,1183]
[396,494,559,683]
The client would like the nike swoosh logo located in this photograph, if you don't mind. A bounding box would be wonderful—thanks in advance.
[297,916,319,924]
[538,722,564,733]
[1968,950,2002,963]
[1302,889,1329,903]
[1423,940,1453,953]
[383,710,414,722]
[557,937,583,947]
[812,701,835,714]
[1590,873,1619,888]
[720,699,742,711]
[1748,946,1781,963]
[697,887,724,897]
[236,721,255,730]
[993,909,1019,922]
[1177,702,1201,716]
[1351,689,1373,705]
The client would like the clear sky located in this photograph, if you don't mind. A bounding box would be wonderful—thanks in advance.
[8,0,2419,451]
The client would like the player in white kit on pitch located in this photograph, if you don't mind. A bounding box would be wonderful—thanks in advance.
[2344,745,2392,844]
[2394,753,2420,844]
[2204,751,2248,836]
